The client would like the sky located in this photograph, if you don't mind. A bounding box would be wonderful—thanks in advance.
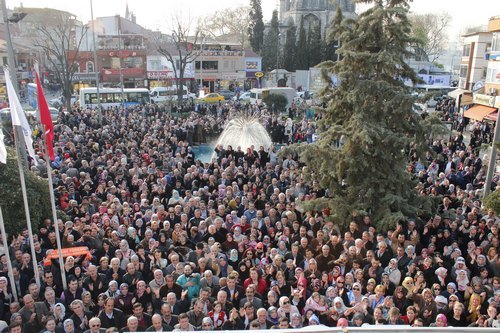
[6,0,500,44]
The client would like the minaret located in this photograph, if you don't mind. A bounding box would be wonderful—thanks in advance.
[125,2,130,20]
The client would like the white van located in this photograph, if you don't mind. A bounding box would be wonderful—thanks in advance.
[150,86,196,103]
[249,87,296,108]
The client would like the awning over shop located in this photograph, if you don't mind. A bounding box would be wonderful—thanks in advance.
[463,105,497,121]
[448,88,469,99]
[484,111,498,122]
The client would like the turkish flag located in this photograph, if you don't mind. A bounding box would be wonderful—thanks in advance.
[35,71,55,160]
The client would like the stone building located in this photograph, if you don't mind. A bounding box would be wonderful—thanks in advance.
[279,0,357,35]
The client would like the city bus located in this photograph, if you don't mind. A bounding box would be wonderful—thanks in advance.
[79,87,151,109]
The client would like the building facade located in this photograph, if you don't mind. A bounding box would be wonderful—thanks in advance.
[459,31,491,90]
[279,0,356,35]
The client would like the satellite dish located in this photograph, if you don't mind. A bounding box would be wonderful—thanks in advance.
[472,80,484,92]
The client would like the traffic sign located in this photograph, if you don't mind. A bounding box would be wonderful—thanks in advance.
[255,72,264,78]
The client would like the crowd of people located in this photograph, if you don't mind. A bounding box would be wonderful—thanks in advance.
[0,98,498,333]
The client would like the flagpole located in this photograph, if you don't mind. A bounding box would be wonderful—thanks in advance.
[43,151,67,290]
[12,129,40,287]
[34,63,67,290]
[0,207,19,303]
[2,0,40,286]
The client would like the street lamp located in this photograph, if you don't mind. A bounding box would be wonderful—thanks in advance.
[276,33,281,87]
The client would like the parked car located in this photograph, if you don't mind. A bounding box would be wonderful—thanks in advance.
[232,91,252,103]
[198,93,225,103]
[24,107,60,123]
[49,98,63,108]
[218,90,235,100]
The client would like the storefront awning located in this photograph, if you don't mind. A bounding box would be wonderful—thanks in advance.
[448,88,469,99]
[484,111,498,122]
[463,105,497,121]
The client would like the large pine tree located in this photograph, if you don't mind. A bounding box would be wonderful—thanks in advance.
[293,0,433,230]
[261,10,280,71]
[248,0,265,53]
[295,17,309,70]
[283,24,297,71]
[323,7,343,62]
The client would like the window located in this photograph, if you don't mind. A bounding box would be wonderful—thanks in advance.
[86,61,94,73]
[195,61,218,70]
[492,33,500,52]
[462,44,471,57]
[459,65,468,78]
[150,60,161,70]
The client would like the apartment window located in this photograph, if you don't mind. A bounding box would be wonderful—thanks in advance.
[223,61,228,69]
[492,33,500,52]
[459,65,468,78]
[462,44,471,57]
[150,60,161,70]
[195,61,218,70]
[86,61,94,73]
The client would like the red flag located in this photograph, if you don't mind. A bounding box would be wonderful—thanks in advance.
[35,71,55,160]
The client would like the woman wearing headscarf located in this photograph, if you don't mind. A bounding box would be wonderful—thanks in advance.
[168,190,182,207]
[227,249,239,270]
[290,313,303,328]
[53,303,66,326]
[277,296,300,320]
[431,313,448,327]
[62,318,76,333]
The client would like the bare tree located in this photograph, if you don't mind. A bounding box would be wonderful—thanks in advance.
[198,6,251,48]
[31,14,88,111]
[409,13,451,63]
[156,15,201,105]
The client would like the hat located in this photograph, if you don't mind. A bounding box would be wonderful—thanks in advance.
[256,242,264,250]
[295,267,303,273]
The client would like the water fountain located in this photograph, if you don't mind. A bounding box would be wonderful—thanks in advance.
[213,112,273,155]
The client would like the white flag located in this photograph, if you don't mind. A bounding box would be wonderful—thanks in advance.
[4,67,38,165]
[0,131,6,164]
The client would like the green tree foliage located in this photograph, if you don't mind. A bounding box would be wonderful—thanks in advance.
[324,7,343,62]
[261,10,280,71]
[296,17,309,70]
[283,24,297,71]
[483,190,500,215]
[263,93,288,112]
[248,0,265,53]
[0,147,51,235]
[308,21,323,67]
[289,0,436,230]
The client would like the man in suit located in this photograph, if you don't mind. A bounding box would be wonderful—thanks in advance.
[131,302,152,329]
[18,294,47,332]
[69,299,93,333]
[146,313,171,332]
[119,315,146,332]
[220,275,243,308]
[38,287,62,315]
[83,317,106,333]
[238,284,263,310]
[190,287,213,314]
[98,298,126,330]
[216,290,234,313]
[160,303,178,328]
[256,308,274,329]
